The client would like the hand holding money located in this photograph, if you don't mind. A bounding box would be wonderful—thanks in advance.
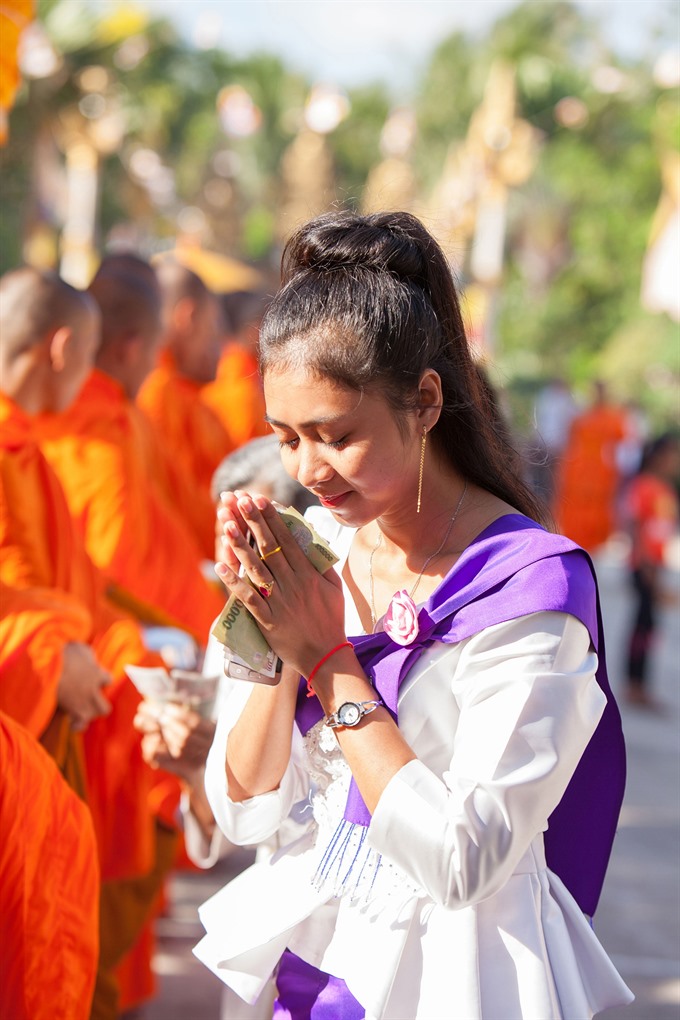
[125,664,220,717]
[213,500,340,680]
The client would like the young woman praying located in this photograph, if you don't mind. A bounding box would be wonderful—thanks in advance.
[194,211,633,1020]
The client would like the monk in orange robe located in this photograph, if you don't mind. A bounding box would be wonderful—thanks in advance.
[136,263,233,556]
[36,262,224,644]
[554,380,630,551]
[130,396,219,560]
[0,266,175,1019]
[0,578,113,805]
[0,581,105,738]
[201,289,270,448]
[0,710,99,1020]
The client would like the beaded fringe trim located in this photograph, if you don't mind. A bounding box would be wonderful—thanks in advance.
[312,819,382,903]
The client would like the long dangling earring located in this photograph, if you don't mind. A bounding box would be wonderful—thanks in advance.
[416,426,427,514]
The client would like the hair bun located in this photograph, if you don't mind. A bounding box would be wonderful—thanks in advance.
[281,211,433,289]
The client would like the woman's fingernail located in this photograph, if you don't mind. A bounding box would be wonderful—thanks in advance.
[254,495,267,510]
[238,496,254,513]
[225,521,239,537]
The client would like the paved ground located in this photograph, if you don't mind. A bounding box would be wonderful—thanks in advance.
[133,543,680,1020]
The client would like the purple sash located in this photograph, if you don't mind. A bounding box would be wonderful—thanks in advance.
[295,514,626,917]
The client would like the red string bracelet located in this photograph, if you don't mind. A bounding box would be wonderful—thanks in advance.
[305,641,353,697]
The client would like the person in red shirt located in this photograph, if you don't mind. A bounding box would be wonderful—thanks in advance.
[623,431,680,707]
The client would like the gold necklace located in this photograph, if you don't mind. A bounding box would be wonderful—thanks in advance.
[368,481,468,630]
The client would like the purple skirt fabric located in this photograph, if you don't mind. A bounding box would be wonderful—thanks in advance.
[273,949,365,1020]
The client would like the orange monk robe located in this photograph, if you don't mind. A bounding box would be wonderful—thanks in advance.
[553,403,629,552]
[201,342,269,448]
[0,579,92,805]
[0,581,91,738]
[0,710,99,1020]
[137,349,233,518]
[0,0,34,145]
[0,391,165,883]
[129,401,218,560]
[37,370,224,643]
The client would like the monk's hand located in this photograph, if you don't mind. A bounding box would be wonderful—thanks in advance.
[133,699,163,735]
[215,493,346,678]
[156,703,216,779]
[58,642,112,732]
[139,729,171,770]
[135,702,215,783]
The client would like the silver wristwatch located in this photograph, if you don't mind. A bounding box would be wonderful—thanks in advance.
[325,699,383,729]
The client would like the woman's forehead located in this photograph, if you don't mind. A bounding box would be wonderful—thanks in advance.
[263,370,372,427]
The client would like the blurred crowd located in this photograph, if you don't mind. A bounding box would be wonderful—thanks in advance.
[529,375,680,710]
[1,250,678,1020]
[0,251,275,1020]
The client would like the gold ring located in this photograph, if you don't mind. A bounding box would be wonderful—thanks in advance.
[260,545,282,561]
[258,580,275,598]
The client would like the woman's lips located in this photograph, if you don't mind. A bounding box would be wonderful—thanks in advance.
[317,491,349,509]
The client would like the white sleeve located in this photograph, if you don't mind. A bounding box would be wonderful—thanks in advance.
[367,612,606,908]
[203,681,311,847]
[179,781,235,868]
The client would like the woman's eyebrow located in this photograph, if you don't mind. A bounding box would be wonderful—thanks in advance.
[264,412,348,429]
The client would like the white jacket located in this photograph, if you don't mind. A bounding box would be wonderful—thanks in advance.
[195,510,633,1019]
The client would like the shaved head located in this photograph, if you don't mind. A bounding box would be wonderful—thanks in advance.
[88,271,161,353]
[88,269,163,398]
[154,260,210,315]
[0,267,94,361]
[96,252,160,295]
[0,266,100,413]
[151,261,221,383]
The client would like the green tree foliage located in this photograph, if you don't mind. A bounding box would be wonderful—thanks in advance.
[331,85,391,207]
[1,0,676,423]
[412,0,678,422]
[413,31,485,188]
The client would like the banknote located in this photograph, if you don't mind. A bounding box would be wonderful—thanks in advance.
[124,664,220,718]
[278,505,339,573]
[211,505,339,673]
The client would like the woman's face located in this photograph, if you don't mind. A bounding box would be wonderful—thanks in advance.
[263,365,420,529]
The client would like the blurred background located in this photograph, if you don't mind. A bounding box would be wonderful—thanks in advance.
[2,0,678,428]
[1,2,678,1018]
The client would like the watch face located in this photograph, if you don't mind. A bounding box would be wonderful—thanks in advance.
[338,702,361,727]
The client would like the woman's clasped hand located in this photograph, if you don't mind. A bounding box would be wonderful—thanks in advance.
[215,490,347,682]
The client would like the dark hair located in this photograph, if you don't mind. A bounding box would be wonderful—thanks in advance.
[259,210,549,526]
[639,431,680,473]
